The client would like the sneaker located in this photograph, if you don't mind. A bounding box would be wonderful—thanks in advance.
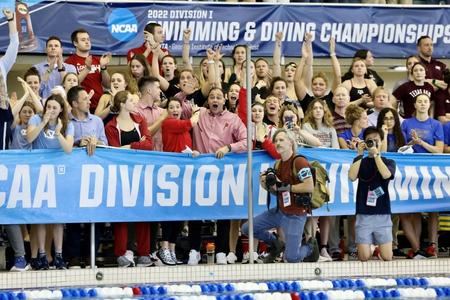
[412,250,429,260]
[68,257,82,269]
[30,258,40,270]
[318,248,332,262]
[263,239,285,263]
[10,256,31,272]
[242,252,262,264]
[150,251,163,266]
[117,250,135,268]
[216,252,227,265]
[393,248,407,257]
[303,238,320,262]
[331,251,344,261]
[226,252,238,264]
[187,249,201,265]
[347,251,358,261]
[425,244,438,258]
[170,251,183,265]
[54,254,67,270]
[38,254,50,270]
[136,256,153,267]
[157,248,176,266]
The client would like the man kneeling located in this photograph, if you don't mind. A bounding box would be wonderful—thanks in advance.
[349,126,396,262]
[242,129,319,263]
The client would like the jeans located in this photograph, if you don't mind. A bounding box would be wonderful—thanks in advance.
[242,208,311,263]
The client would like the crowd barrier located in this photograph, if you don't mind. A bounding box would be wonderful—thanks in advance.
[0,147,448,225]
[1,1,450,58]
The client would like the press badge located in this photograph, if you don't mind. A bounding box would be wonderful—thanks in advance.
[282,191,291,207]
[366,186,384,207]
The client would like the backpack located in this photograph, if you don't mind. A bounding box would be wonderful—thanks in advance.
[274,155,330,210]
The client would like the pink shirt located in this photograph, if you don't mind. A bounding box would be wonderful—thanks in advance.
[136,101,164,151]
[193,108,248,154]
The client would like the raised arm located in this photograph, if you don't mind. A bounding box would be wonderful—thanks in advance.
[100,53,112,88]
[151,47,170,91]
[272,32,282,78]
[200,49,216,98]
[303,32,313,92]
[16,76,43,112]
[329,37,342,91]
[293,42,309,101]
[182,28,193,71]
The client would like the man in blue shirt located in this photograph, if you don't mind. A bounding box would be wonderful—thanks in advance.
[65,86,107,268]
[34,36,76,99]
[349,126,396,262]
[67,86,107,155]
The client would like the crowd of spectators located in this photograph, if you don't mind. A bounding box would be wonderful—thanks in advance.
[0,4,449,272]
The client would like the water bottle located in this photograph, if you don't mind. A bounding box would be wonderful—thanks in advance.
[206,242,215,264]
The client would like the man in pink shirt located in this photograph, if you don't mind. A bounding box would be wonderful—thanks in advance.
[136,76,167,151]
[188,88,247,266]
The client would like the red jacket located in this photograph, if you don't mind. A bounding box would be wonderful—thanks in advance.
[238,87,280,159]
[105,113,153,150]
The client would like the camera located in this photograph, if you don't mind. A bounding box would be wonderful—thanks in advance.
[264,168,278,189]
[365,139,378,148]
[284,116,294,130]
[294,194,312,208]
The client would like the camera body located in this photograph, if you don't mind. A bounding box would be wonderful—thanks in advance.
[264,168,278,189]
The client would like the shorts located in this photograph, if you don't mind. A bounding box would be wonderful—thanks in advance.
[355,214,392,245]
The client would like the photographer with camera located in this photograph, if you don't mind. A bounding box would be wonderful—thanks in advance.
[241,129,319,263]
[349,126,396,262]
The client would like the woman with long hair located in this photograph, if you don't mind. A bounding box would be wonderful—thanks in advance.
[341,49,384,87]
[377,108,405,153]
[302,98,338,261]
[278,104,321,147]
[128,54,151,94]
[62,72,79,95]
[26,94,74,270]
[95,71,131,124]
[105,90,153,267]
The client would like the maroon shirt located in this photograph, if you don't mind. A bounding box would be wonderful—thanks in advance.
[434,89,450,118]
[393,81,434,118]
[419,56,446,80]
[332,111,351,135]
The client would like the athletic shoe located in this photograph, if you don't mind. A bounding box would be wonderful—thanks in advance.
[425,244,438,258]
[157,248,176,266]
[393,249,407,257]
[226,252,238,264]
[242,252,263,264]
[303,238,320,262]
[117,250,135,268]
[30,258,40,270]
[187,249,201,265]
[216,252,227,265]
[136,256,153,267]
[38,254,50,270]
[347,251,358,261]
[10,256,31,272]
[68,257,82,269]
[150,251,163,266]
[170,251,183,265]
[54,254,67,270]
[318,248,332,262]
[331,251,344,261]
[263,239,285,263]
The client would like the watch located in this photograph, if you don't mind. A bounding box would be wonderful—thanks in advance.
[226,144,232,152]
[57,66,66,72]
[100,66,107,71]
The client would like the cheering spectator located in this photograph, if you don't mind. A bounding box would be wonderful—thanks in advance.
[128,54,151,94]
[338,104,368,150]
[127,22,169,66]
[65,28,111,112]
[34,36,76,99]
[105,90,153,267]
[62,72,79,95]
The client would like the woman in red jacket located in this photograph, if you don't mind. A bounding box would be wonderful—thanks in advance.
[105,90,153,268]
[158,98,200,265]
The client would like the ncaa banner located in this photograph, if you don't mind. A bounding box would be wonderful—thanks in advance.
[1,1,450,58]
[0,147,449,224]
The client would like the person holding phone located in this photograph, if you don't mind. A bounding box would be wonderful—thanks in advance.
[348,126,396,262]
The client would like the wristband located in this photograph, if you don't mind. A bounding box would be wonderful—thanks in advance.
[57,66,65,72]
[7,18,14,22]
[353,154,363,163]
[226,144,232,152]
[100,66,107,71]
[207,60,214,64]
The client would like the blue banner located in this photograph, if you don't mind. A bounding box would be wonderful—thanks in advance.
[0,148,449,224]
[1,1,450,58]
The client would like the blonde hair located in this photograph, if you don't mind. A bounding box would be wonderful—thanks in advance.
[303,98,334,129]
[344,104,365,125]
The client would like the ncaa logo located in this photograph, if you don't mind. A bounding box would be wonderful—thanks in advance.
[108,8,138,42]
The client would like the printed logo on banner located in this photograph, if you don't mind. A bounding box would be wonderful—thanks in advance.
[107,8,138,42]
